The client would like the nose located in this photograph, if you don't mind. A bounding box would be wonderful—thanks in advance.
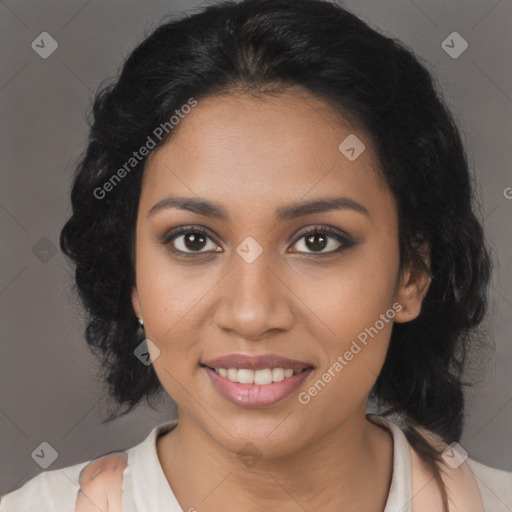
[213,251,295,341]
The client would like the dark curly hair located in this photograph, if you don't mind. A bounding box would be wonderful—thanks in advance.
[60,0,492,506]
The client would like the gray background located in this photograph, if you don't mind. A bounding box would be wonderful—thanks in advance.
[1,0,511,496]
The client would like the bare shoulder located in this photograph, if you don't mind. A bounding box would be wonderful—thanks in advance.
[408,427,485,512]
[75,452,128,512]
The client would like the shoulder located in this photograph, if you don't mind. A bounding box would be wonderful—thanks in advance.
[409,426,512,512]
[1,421,176,512]
[0,452,128,512]
[75,452,128,512]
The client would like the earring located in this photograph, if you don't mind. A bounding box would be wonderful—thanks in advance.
[137,316,145,343]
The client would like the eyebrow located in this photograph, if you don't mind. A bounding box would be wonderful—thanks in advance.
[148,196,369,221]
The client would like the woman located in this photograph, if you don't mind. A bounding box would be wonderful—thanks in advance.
[2,0,510,510]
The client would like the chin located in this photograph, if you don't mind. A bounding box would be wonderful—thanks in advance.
[206,413,306,458]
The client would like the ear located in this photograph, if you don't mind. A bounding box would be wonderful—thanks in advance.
[394,241,432,324]
[131,286,142,320]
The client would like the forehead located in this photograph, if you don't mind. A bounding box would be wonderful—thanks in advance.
[141,90,394,223]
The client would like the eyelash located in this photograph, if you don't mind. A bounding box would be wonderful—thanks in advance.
[160,224,355,259]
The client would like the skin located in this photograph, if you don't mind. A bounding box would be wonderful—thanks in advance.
[75,453,127,512]
[130,88,431,511]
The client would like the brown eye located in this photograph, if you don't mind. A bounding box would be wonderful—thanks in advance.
[304,233,329,252]
[162,226,221,256]
[176,231,209,251]
[291,226,354,255]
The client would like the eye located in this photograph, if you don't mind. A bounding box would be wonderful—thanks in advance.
[161,226,221,257]
[160,224,355,258]
[290,225,354,255]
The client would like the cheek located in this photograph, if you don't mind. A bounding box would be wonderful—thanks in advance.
[297,242,399,340]
[297,270,398,425]
[136,268,204,402]
[134,245,209,370]
[296,240,399,401]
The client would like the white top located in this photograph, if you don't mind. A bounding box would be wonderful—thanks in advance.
[1,415,511,511]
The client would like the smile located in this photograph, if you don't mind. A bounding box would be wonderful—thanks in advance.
[200,353,314,407]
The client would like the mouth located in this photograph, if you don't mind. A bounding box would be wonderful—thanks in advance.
[200,353,314,407]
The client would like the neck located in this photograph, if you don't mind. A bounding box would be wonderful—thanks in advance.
[157,406,393,512]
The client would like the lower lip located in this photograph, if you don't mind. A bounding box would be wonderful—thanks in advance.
[203,366,314,408]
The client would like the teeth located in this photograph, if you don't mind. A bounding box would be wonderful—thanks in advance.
[254,369,272,385]
[272,368,285,382]
[213,367,304,384]
[238,369,254,384]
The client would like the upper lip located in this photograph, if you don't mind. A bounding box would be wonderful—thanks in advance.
[202,353,313,371]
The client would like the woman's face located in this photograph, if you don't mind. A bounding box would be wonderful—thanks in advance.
[132,89,429,456]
